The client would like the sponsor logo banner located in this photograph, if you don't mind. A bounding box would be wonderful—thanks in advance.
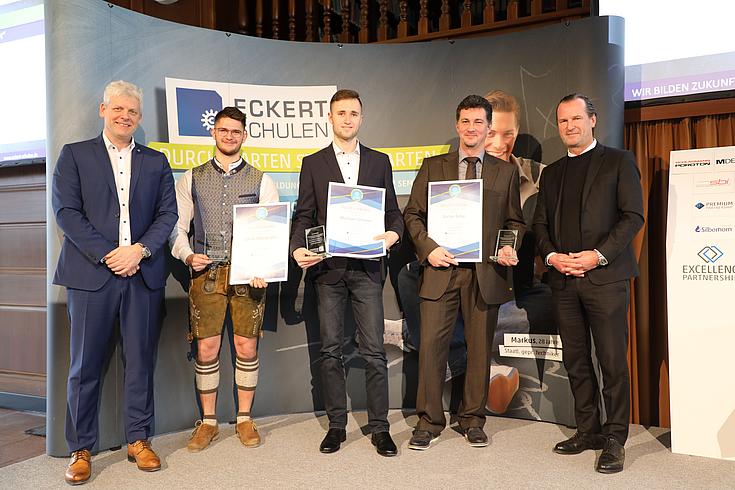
[680,245,735,281]
[692,174,734,194]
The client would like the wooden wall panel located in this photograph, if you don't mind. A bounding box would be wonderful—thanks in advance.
[141,0,202,26]
[0,271,45,308]
[0,307,46,375]
[0,373,45,398]
[0,224,45,269]
[0,186,45,224]
[0,164,47,401]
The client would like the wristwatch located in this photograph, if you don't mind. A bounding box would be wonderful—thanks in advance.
[137,243,151,259]
[594,249,608,267]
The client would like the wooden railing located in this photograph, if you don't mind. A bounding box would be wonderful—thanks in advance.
[108,0,591,43]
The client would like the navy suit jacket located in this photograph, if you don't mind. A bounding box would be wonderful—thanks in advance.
[289,144,404,284]
[52,134,178,291]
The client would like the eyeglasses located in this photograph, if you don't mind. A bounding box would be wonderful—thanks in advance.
[214,128,244,138]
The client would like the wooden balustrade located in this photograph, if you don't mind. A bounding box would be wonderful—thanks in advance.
[108,0,591,45]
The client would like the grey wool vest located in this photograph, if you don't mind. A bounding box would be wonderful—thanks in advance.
[191,159,263,260]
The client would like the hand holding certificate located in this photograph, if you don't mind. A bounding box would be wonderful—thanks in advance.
[326,182,386,259]
[428,180,483,262]
[229,203,290,285]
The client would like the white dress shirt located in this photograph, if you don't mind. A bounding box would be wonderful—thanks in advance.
[103,132,134,247]
[169,159,280,263]
[333,140,360,184]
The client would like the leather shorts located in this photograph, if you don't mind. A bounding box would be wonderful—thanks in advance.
[189,263,266,339]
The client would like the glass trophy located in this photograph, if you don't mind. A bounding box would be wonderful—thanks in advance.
[488,229,518,263]
[204,230,229,263]
[305,225,330,257]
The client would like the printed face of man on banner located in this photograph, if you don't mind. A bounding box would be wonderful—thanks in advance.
[485,110,518,162]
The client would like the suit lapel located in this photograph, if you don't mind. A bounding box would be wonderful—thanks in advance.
[322,145,344,184]
[442,152,459,181]
[553,158,567,241]
[129,145,143,198]
[356,143,369,185]
[93,134,119,201]
[481,153,500,189]
[581,144,604,208]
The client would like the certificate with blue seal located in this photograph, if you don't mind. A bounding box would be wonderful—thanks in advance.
[326,182,386,259]
[230,202,290,284]
[428,179,483,262]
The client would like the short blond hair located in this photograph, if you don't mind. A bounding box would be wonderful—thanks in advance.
[484,90,520,129]
[103,80,143,111]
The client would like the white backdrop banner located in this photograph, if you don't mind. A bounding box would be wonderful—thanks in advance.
[667,146,735,460]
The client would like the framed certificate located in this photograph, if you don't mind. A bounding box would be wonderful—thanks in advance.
[428,179,483,262]
[326,182,386,259]
[229,202,290,284]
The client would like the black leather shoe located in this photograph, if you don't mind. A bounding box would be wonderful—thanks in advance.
[319,428,347,454]
[408,430,437,450]
[371,431,397,457]
[596,437,625,474]
[464,427,489,447]
[553,432,606,455]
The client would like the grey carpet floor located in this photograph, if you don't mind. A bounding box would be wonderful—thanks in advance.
[2,411,734,489]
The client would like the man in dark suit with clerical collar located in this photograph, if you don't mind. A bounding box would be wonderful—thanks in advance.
[533,93,644,474]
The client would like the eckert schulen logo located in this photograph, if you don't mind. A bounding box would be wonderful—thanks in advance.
[175,87,224,137]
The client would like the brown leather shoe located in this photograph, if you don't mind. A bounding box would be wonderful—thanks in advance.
[187,420,219,452]
[236,420,261,447]
[126,440,161,472]
[64,449,91,485]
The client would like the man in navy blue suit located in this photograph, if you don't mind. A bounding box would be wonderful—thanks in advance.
[52,80,177,485]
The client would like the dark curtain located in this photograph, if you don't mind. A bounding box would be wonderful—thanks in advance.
[624,114,735,428]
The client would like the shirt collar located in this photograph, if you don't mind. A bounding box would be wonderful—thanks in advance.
[332,140,360,157]
[102,132,135,153]
[458,148,486,164]
[213,156,244,175]
[567,138,597,158]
